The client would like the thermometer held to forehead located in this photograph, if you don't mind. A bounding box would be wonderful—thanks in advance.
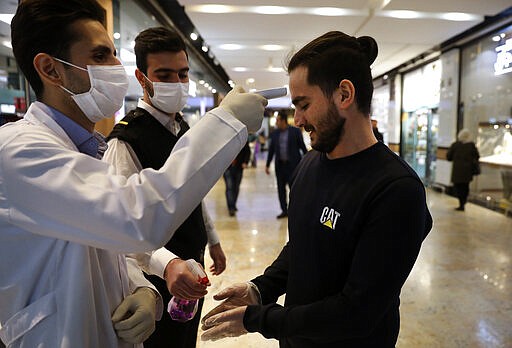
[253,87,288,99]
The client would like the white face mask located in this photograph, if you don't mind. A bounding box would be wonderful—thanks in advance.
[54,57,129,123]
[144,75,189,114]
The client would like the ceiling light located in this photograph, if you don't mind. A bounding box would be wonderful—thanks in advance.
[199,80,205,85]
[201,45,208,52]
[268,67,284,72]
[260,44,285,51]
[232,67,248,72]
[311,7,348,16]
[212,89,217,93]
[190,32,198,41]
[219,43,244,50]
[113,32,121,40]
[204,82,210,87]
[253,6,290,15]
[441,12,480,21]
[385,10,421,19]
[246,78,255,84]
[492,35,502,42]
[0,14,14,25]
[188,4,235,13]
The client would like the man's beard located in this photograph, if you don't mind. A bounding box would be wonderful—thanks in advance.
[306,101,345,153]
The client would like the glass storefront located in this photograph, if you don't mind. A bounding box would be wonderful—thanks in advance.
[460,23,512,210]
[401,60,442,184]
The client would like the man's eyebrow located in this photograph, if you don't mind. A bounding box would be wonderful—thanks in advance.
[291,96,306,106]
[154,67,190,74]
[91,45,114,56]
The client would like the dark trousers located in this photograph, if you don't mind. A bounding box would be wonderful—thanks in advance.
[275,161,294,213]
[144,275,204,348]
[454,182,469,208]
[223,166,243,211]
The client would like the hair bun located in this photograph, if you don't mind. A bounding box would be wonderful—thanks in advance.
[357,36,378,65]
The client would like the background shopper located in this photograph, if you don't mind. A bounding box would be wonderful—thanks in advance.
[447,128,480,211]
[223,141,251,216]
[265,112,307,219]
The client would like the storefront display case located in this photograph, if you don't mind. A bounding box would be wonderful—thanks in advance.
[474,121,512,209]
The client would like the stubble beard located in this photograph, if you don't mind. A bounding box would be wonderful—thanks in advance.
[308,101,345,153]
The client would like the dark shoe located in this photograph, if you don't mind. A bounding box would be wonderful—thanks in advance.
[229,210,236,216]
[276,212,288,219]
[455,207,465,211]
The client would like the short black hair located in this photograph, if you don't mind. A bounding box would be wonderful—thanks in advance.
[287,31,378,115]
[277,112,288,123]
[134,27,187,75]
[11,0,106,98]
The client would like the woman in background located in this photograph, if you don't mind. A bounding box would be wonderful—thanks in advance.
[447,129,480,211]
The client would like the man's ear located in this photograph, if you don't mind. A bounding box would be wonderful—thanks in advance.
[33,53,62,86]
[134,69,145,87]
[135,68,153,97]
[338,79,355,108]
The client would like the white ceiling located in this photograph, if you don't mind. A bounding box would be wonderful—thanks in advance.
[179,0,511,99]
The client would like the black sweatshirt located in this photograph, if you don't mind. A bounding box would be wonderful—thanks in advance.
[244,142,432,347]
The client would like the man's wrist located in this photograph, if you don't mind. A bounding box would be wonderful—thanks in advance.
[163,257,181,279]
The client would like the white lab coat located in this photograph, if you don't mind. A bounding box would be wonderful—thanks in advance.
[0,102,246,347]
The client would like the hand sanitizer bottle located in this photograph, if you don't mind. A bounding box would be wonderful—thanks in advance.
[167,259,209,322]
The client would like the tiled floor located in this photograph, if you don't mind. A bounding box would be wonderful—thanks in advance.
[195,159,512,347]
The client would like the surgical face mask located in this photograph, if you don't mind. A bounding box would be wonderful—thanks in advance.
[54,57,129,123]
[144,75,189,114]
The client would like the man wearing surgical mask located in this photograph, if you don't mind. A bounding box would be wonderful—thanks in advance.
[0,1,266,347]
[104,27,226,348]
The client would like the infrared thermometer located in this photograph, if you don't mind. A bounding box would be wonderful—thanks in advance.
[253,87,288,99]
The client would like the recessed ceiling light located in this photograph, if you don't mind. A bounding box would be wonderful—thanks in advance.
[233,67,248,72]
[311,7,348,16]
[260,44,285,51]
[188,5,235,13]
[440,12,479,21]
[267,67,284,73]
[219,43,244,50]
[190,32,198,41]
[253,6,290,15]
[385,10,421,19]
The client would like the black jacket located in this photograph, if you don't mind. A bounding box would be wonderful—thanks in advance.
[446,141,479,184]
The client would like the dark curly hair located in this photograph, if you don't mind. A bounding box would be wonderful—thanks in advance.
[287,31,378,115]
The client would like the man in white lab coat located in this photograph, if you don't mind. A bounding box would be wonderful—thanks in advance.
[0,0,266,347]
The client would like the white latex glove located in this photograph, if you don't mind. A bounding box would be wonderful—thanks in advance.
[112,287,157,343]
[201,306,248,341]
[220,86,267,132]
[201,282,260,324]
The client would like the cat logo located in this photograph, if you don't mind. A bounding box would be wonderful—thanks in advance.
[319,206,341,230]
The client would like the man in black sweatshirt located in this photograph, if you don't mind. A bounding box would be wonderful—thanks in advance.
[201,31,432,347]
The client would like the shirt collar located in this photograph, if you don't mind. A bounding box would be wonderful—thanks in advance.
[137,98,174,128]
[37,102,104,158]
